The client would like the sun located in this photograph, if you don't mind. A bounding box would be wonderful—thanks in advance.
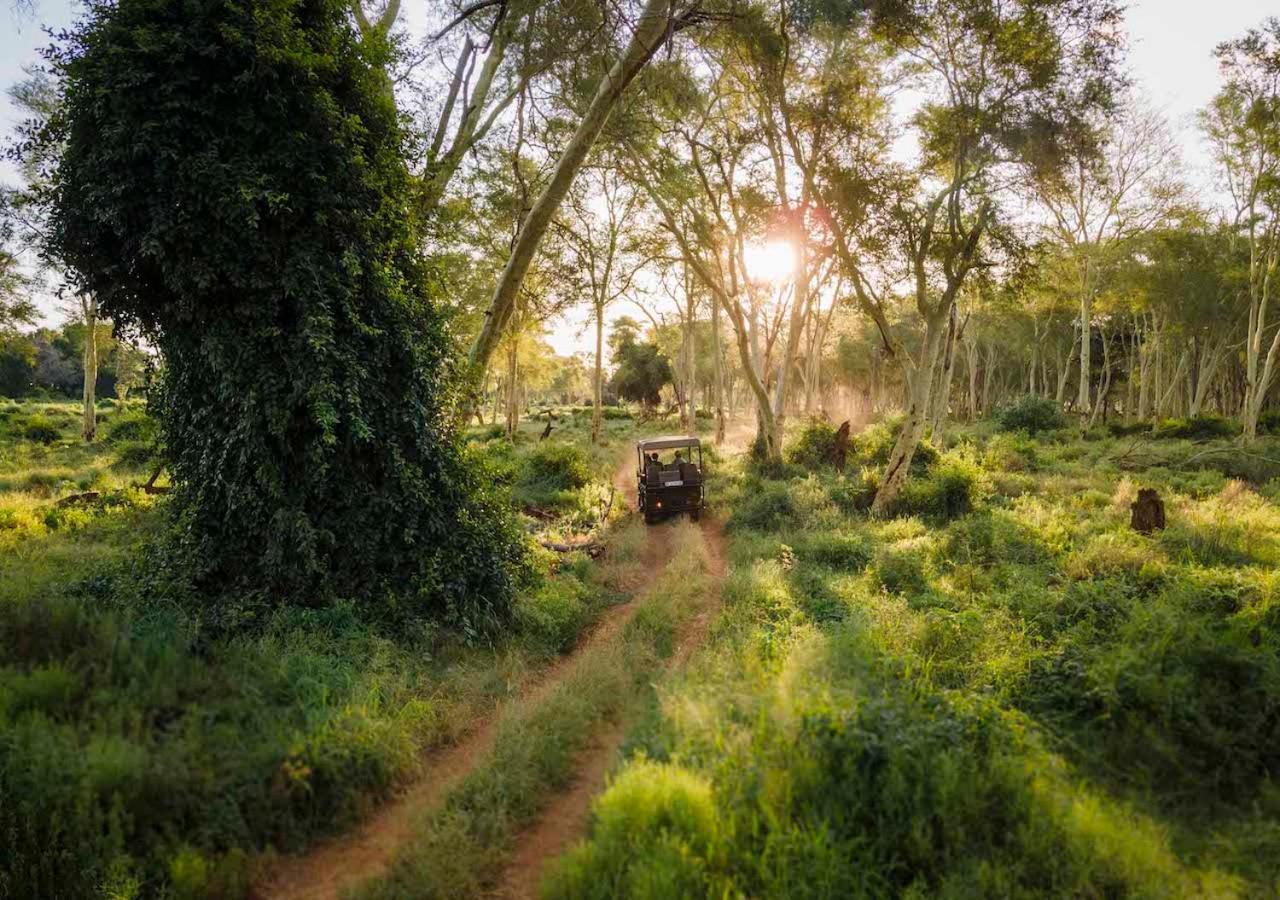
[744,239,796,285]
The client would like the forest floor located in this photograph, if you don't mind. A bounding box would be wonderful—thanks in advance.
[6,401,1280,899]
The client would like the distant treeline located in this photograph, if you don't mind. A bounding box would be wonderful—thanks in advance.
[0,323,147,400]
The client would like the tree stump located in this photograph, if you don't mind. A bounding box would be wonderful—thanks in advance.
[830,420,851,474]
[1130,488,1165,534]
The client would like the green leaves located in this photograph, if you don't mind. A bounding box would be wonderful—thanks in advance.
[39,0,525,629]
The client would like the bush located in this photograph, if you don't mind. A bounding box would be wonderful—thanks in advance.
[995,395,1065,435]
[113,440,156,469]
[524,443,591,490]
[795,531,872,571]
[514,577,591,657]
[1258,410,1280,435]
[897,452,987,521]
[850,420,938,475]
[727,481,802,534]
[21,415,62,445]
[1152,415,1238,440]
[105,410,159,445]
[785,418,839,470]
[874,543,929,595]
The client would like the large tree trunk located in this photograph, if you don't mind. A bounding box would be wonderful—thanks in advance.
[872,309,947,516]
[592,301,604,444]
[460,0,679,422]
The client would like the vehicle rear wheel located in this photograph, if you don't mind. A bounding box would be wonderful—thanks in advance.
[689,508,701,522]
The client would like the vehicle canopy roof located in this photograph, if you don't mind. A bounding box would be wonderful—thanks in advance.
[637,435,701,452]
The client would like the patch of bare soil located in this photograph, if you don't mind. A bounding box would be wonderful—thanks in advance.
[254,458,671,900]
[489,515,728,900]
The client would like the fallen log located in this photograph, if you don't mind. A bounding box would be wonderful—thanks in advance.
[539,540,605,558]
[57,491,101,507]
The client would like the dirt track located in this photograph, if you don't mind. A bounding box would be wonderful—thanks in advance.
[254,456,685,900]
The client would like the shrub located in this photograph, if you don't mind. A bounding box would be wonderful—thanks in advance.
[514,577,590,657]
[995,395,1065,435]
[21,415,62,445]
[795,531,872,571]
[874,543,929,595]
[727,481,799,533]
[848,419,937,475]
[1152,415,1238,440]
[105,410,159,444]
[113,440,156,469]
[784,418,839,470]
[897,452,987,521]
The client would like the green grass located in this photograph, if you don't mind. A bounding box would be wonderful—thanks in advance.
[0,404,656,899]
[543,425,1280,898]
[355,521,715,900]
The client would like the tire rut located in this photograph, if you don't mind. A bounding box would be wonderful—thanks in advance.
[253,459,672,900]
[488,513,728,900]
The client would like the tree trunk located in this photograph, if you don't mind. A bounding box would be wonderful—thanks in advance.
[711,283,727,445]
[460,0,679,423]
[81,299,98,443]
[872,308,947,516]
[1077,255,1093,413]
[505,338,519,439]
[592,301,604,444]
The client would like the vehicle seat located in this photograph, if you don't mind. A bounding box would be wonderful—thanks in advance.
[645,462,661,487]
[678,461,701,484]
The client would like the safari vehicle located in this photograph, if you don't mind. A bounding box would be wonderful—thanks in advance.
[636,435,705,525]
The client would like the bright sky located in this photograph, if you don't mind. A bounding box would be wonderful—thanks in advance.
[2,0,1275,341]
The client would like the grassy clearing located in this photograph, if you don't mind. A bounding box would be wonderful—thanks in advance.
[543,422,1280,898]
[354,520,714,900]
[0,404,657,899]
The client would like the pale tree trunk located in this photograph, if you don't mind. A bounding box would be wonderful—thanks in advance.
[1077,256,1093,413]
[965,334,980,420]
[504,337,519,439]
[1086,322,1112,429]
[679,264,695,432]
[711,288,727,444]
[461,0,680,422]
[81,296,98,443]
[872,309,947,516]
[591,300,604,444]
[772,245,810,436]
[1055,328,1079,406]
[928,304,959,438]
[1138,315,1154,420]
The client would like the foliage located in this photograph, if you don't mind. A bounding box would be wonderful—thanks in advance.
[996,394,1067,434]
[20,414,61,445]
[37,0,525,626]
[610,320,673,409]
[784,418,840,469]
[1152,415,1240,440]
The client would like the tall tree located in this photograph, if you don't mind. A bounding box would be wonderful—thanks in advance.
[460,0,708,423]
[830,0,1124,513]
[1033,98,1183,417]
[1203,18,1280,440]
[37,0,525,623]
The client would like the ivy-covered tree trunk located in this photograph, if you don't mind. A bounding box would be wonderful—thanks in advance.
[43,0,525,626]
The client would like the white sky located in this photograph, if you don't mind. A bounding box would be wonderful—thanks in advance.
[2,0,1276,343]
